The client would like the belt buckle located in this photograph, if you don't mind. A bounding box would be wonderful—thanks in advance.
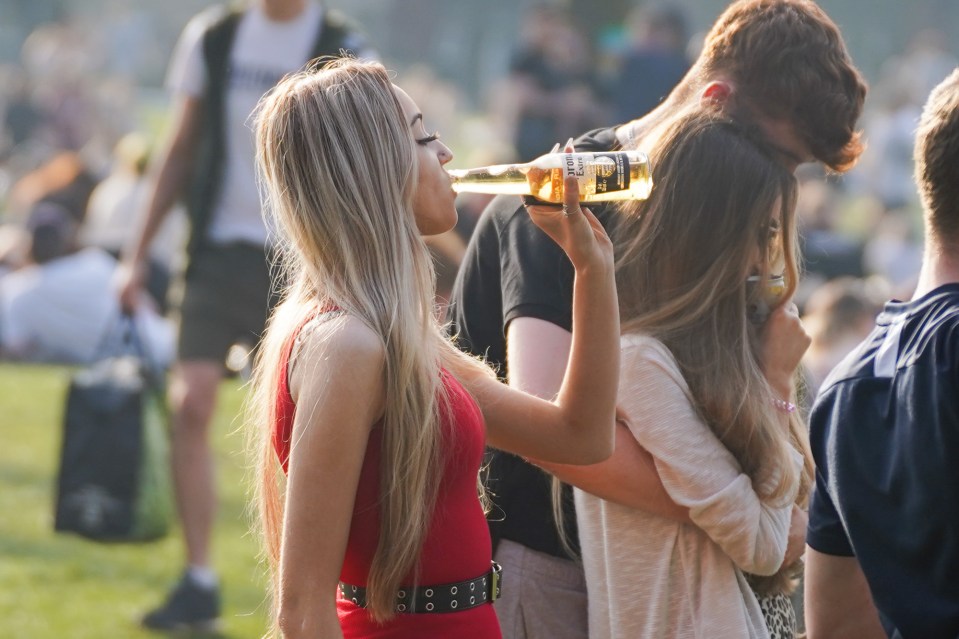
[490,561,502,602]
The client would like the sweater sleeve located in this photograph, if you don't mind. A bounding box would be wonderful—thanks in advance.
[618,335,799,576]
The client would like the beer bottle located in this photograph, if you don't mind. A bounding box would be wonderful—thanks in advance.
[449,151,652,203]
[747,274,787,323]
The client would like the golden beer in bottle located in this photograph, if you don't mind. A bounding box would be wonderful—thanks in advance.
[746,274,787,322]
[448,151,652,203]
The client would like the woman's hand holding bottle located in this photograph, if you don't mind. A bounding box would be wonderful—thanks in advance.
[522,141,615,274]
[759,299,811,401]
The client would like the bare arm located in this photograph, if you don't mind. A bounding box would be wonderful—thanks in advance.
[466,174,618,465]
[506,316,688,521]
[804,547,886,639]
[538,419,691,522]
[117,94,203,310]
[277,318,386,639]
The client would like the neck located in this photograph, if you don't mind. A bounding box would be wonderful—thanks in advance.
[616,93,681,153]
[258,0,309,21]
[913,235,959,299]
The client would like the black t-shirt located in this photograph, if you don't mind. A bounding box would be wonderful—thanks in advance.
[447,126,621,558]
[807,283,959,638]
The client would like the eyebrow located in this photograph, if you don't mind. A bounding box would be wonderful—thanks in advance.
[410,113,423,127]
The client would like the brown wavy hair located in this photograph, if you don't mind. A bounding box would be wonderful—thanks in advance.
[692,0,867,172]
[614,108,813,594]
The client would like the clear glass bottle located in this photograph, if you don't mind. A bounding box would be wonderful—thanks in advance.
[448,151,652,203]
[747,274,787,322]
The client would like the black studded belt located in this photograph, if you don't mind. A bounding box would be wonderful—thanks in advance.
[339,561,502,614]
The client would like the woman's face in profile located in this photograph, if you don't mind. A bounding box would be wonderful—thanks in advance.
[745,199,788,319]
[749,198,785,277]
[393,86,458,236]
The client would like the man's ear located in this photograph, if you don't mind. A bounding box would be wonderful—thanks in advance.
[701,81,733,108]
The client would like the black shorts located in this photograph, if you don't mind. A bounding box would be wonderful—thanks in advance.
[174,243,278,363]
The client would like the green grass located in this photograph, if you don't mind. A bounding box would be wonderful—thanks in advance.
[0,365,270,639]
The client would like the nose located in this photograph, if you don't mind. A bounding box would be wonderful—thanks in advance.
[438,142,453,165]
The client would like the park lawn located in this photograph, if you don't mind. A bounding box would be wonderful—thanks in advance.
[0,364,270,639]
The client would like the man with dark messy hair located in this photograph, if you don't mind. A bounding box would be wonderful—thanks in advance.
[448,1,867,637]
[693,0,865,170]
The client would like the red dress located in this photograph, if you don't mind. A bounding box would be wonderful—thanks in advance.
[274,315,501,638]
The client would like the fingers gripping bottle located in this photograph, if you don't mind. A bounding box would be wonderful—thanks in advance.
[449,151,652,203]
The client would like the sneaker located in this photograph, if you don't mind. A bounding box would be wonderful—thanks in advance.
[141,572,221,632]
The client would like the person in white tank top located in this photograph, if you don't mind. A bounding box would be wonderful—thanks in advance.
[114,2,375,632]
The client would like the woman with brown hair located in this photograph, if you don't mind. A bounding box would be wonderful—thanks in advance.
[568,107,812,639]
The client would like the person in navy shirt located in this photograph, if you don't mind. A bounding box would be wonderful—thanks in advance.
[805,67,959,638]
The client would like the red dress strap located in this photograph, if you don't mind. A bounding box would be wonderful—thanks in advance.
[273,305,339,473]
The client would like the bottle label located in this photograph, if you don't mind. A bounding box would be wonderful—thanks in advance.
[563,152,631,195]
[592,152,631,194]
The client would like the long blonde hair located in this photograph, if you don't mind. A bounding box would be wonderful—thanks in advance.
[615,109,813,593]
[248,58,488,624]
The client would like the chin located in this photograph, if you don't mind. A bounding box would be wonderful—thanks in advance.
[415,204,458,236]
[419,216,457,236]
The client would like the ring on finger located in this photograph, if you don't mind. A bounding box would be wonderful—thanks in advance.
[562,204,571,217]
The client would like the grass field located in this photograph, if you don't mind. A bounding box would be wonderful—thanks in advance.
[0,364,270,639]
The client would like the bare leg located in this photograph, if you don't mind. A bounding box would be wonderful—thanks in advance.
[141,359,224,630]
[168,360,223,568]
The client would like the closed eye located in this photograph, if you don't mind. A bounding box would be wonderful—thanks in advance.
[760,221,782,244]
[416,131,441,146]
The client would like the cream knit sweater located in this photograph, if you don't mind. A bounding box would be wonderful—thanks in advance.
[575,334,801,639]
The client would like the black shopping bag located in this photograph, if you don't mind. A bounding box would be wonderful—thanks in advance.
[54,315,173,542]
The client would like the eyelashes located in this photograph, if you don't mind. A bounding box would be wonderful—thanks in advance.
[759,221,782,245]
[416,131,441,146]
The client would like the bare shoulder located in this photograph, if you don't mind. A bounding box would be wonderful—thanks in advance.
[284,315,387,487]
[294,313,384,362]
[290,313,386,405]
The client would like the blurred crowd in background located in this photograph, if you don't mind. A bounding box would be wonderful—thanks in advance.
[0,0,957,402]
